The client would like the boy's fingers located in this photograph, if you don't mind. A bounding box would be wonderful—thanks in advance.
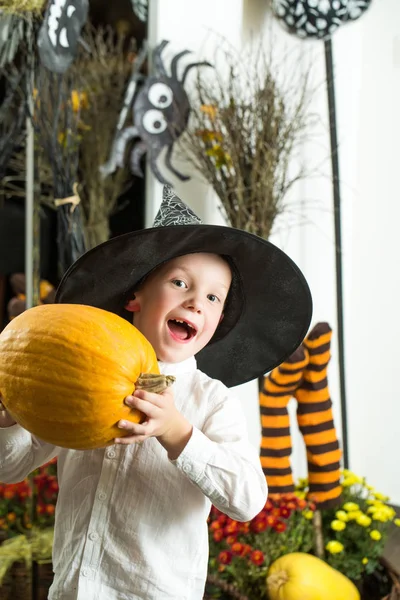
[117,420,148,435]
[132,388,167,407]
[124,395,158,416]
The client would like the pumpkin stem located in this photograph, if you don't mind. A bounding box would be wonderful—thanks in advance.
[135,373,176,394]
[267,570,289,591]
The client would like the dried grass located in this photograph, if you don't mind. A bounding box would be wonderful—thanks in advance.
[0,0,46,14]
[182,36,316,239]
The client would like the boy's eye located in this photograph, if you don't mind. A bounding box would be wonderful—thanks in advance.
[207,294,220,303]
[172,279,187,288]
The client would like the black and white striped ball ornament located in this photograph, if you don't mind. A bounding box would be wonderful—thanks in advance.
[272,0,348,40]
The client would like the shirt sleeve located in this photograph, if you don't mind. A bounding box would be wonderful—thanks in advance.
[170,387,267,522]
[0,424,59,483]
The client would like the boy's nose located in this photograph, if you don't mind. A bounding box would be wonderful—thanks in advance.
[183,296,203,313]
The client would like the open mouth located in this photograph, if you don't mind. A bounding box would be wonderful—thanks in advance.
[167,319,197,342]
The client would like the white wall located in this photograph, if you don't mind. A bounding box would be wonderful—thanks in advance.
[147,0,400,503]
[335,0,400,503]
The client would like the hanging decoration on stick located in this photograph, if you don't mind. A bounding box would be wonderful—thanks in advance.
[101,40,212,186]
[131,0,148,22]
[272,0,347,39]
[37,0,89,73]
[343,0,372,22]
[272,0,373,40]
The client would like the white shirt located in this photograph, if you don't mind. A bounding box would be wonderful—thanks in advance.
[0,357,267,600]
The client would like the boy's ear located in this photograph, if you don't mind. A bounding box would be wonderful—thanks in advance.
[124,297,141,312]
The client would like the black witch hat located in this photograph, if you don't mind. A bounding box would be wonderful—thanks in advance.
[56,186,312,387]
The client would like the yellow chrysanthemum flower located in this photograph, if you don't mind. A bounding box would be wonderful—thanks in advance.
[335,510,348,522]
[356,514,372,527]
[374,492,390,502]
[295,491,306,500]
[343,502,359,512]
[342,474,363,487]
[362,558,369,565]
[303,510,314,520]
[331,520,346,532]
[372,510,390,523]
[394,519,400,527]
[366,499,383,506]
[370,530,382,541]
[326,541,344,554]
[347,510,363,521]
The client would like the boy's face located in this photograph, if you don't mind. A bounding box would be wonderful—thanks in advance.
[125,253,232,363]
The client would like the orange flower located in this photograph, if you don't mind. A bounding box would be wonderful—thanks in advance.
[213,529,224,542]
[226,535,237,545]
[251,518,268,533]
[250,550,264,566]
[7,512,16,523]
[273,521,287,533]
[238,522,250,534]
[231,542,245,556]
[224,521,239,535]
[266,515,277,527]
[210,520,222,531]
[279,507,291,519]
[218,550,232,565]
[46,504,55,515]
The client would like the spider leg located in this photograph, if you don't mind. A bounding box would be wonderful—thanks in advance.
[147,147,172,186]
[130,140,148,177]
[181,61,212,85]
[152,40,169,77]
[165,145,190,181]
[100,126,139,177]
[170,50,191,80]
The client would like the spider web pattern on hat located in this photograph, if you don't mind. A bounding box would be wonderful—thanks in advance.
[153,185,202,227]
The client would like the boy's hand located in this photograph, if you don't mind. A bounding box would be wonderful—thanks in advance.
[115,387,193,460]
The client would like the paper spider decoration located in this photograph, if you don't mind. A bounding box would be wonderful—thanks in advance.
[101,40,211,186]
[131,0,148,22]
[272,0,372,40]
[37,0,88,73]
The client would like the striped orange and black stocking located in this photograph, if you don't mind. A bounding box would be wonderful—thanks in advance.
[295,322,342,508]
[259,346,309,497]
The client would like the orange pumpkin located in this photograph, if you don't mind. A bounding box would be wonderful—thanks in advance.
[0,304,161,450]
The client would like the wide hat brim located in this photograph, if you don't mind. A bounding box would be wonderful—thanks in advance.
[55,224,312,388]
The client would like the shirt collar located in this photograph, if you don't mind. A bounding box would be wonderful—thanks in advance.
[158,356,197,377]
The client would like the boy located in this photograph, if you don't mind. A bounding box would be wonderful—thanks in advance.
[0,186,312,599]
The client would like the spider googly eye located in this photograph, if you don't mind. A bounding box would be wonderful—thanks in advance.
[148,83,173,109]
[142,109,168,135]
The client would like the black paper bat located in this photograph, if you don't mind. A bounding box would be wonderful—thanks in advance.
[37,0,89,74]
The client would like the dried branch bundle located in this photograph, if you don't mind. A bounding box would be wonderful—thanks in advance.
[183,38,315,239]
[70,26,135,249]
[0,0,46,14]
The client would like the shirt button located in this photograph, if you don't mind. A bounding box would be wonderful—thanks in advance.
[106,449,116,459]
[82,568,90,577]
[89,532,99,541]
[182,463,190,473]
[98,492,107,501]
